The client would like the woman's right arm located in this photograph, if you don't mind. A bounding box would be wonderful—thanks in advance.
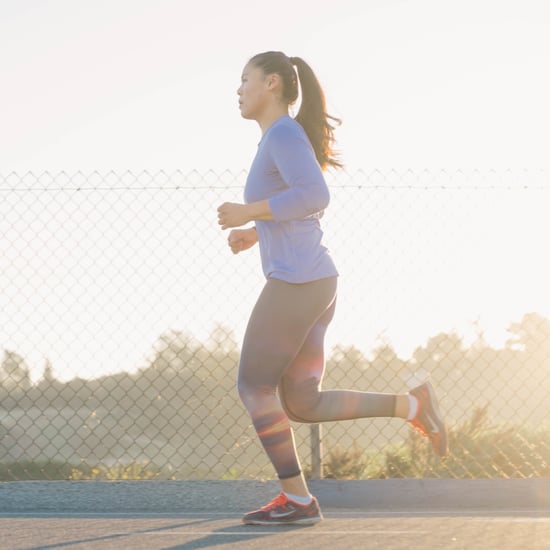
[227,226,258,255]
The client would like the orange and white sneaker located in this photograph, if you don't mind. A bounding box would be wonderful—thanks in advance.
[408,381,448,457]
[242,492,323,525]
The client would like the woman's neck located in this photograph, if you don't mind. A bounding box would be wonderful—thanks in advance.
[257,104,289,134]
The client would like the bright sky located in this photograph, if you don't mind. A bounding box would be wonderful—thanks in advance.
[2,0,550,172]
[1,1,550,382]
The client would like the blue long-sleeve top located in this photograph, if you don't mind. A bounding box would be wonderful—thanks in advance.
[244,115,338,283]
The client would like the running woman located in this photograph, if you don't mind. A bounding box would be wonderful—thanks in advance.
[217,51,447,526]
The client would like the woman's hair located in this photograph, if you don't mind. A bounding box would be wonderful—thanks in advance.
[248,51,343,170]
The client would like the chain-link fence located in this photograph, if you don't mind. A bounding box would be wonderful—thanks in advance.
[1,169,549,481]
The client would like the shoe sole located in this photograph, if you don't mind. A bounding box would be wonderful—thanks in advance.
[412,381,448,457]
[243,515,323,526]
[424,381,448,457]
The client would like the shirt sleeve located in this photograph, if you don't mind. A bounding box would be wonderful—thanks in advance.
[267,124,330,222]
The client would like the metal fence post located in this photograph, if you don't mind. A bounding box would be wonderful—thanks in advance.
[310,423,323,479]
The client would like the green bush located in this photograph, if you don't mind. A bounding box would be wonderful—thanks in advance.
[0,460,165,481]
[3,407,548,481]
[311,406,550,480]
[0,460,74,481]
[305,444,382,480]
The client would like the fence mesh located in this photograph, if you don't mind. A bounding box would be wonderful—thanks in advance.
[1,169,549,481]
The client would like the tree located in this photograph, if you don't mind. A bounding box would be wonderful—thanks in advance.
[148,329,201,374]
[411,332,466,389]
[0,350,31,390]
[506,312,550,356]
[206,323,238,354]
[41,359,55,384]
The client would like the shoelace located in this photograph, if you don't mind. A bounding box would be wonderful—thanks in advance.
[408,397,430,437]
[260,493,288,511]
[409,416,429,437]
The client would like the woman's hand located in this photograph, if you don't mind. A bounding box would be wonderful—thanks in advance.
[227,227,258,254]
[217,199,274,229]
[217,202,250,229]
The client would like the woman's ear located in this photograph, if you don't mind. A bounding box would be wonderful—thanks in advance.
[265,73,281,91]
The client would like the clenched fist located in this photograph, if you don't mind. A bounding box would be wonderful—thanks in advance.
[217,202,251,230]
[227,227,258,254]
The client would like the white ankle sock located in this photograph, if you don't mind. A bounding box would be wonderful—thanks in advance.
[407,395,419,420]
[284,492,313,506]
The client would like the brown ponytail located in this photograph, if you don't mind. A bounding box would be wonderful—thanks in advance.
[248,51,343,171]
[288,56,342,171]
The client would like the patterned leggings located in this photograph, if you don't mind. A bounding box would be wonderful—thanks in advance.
[237,276,397,480]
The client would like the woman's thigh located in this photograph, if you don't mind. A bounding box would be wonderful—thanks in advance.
[238,277,337,389]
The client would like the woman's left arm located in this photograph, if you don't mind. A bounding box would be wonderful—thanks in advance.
[217,124,329,229]
[217,199,273,230]
[267,126,330,222]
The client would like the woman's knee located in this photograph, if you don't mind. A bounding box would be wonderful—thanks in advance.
[237,377,278,414]
[284,403,316,423]
[280,377,321,423]
[237,377,256,411]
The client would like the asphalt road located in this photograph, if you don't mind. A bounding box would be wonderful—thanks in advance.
[1,479,549,549]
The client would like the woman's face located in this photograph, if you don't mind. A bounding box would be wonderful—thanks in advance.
[237,63,270,120]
